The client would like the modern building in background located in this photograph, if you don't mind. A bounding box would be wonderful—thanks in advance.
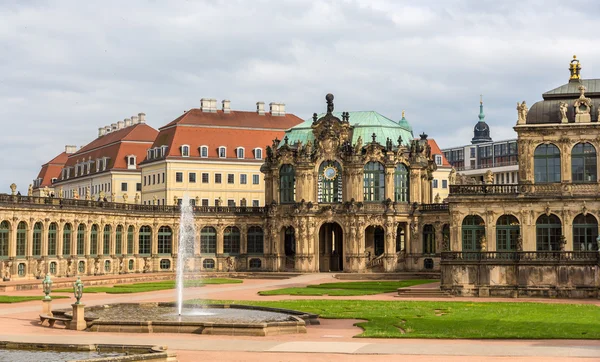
[442,100,519,184]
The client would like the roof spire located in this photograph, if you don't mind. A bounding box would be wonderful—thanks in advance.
[569,55,581,81]
[478,95,485,121]
[401,110,405,119]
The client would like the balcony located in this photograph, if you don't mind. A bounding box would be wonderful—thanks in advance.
[441,251,598,264]
[449,184,519,195]
[450,182,600,197]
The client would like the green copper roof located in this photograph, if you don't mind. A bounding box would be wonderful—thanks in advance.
[282,111,414,147]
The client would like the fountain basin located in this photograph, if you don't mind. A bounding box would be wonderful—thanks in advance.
[67,303,318,336]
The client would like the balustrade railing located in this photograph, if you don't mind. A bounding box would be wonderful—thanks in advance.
[419,203,449,212]
[441,251,598,262]
[0,194,266,215]
[449,184,520,195]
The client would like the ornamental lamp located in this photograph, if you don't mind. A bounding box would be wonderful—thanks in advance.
[42,274,52,300]
[73,277,84,304]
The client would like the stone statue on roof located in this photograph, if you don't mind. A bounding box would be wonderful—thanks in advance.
[354,136,363,154]
[559,102,569,123]
[516,101,528,125]
[27,184,33,197]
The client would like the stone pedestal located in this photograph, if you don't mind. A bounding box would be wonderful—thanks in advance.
[42,299,53,316]
[70,303,86,331]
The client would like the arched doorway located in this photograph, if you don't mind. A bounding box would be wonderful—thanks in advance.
[365,225,385,258]
[282,226,296,271]
[319,222,343,272]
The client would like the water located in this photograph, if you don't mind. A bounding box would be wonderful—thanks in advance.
[0,349,124,362]
[176,195,196,316]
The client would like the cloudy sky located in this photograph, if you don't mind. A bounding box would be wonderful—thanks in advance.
[1,0,599,192]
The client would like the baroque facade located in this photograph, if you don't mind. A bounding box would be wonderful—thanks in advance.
[0,94,450,279]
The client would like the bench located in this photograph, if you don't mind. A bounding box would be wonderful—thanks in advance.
[39,314,71,328]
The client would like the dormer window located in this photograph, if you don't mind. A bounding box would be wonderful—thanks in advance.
[96,159,102,172]
[161,145,168,157]
[435,155,442,166]
[74,164,79,177]
[200,146,208,158]
[237,147,245,159]
[127,155,137,169]
[147,149,153,160]
[181,145,190,157]
[101,157,109,171]
[153,147,161,159]
[218,147,226,158]
[51,177,57,184]
[254,148,263,160]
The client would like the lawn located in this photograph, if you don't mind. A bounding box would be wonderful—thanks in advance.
[54,278,242,294]
[0,295,68,303]
[259,280,436,296]
[188,299,600,339]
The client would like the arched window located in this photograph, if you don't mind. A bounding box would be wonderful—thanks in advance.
[571,143,597,183]
[33,222,42,256]
[200,226,216,254]
[496,215,520,251]
[16,222,27,258]
[534,144,561,183]
[0,221,9,258]
[158,226,172,254]
[573,214,598,251]
[103,225,111,255]
[254,148,263,160]
[279,164,295,204]
[77,224,85,256]
[128,259,134,270]
[90,224,98,256]
[218,146,226,158]
[462,215,485,251]
[115,225,123,256]
[200,146,208,158]
[394,164,409,203]
[139,225,152,255]
[536,214,561,251]
[104,260,111,272]
[247,226,264,254]
[181,145,190,157]
[363,162,385,202]
[237,147,245,159]
[224,226,240,254]
[127,226,134,254]
[48,222,57,256]
[318,161,342,203]
[63,223,72,256]
[423,224,436,254]
[78,261,85,273]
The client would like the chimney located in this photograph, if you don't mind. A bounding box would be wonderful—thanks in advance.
[201,98,217,112]
[256,101,265,115]
[270,102,285,116]
[65,145,77,154]
[131,115,139,124]
[124,118,132,127]
[117,120,124,129]
[138,112,146,123]
[222,100,231,113]
[111,123,117,131]
[98,127,106,137]
[104,125,111,134]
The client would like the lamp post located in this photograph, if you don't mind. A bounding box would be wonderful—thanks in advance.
[73,277,83,304]
[42,274,52,300]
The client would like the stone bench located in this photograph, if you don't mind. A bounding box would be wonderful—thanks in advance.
[39,314,71,328]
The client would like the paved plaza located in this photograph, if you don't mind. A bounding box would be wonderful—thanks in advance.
[0,274,599,361]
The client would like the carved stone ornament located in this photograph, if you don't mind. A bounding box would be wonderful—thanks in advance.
[559,101,569,123]
[574,85,592,123]
[516,101,528,125]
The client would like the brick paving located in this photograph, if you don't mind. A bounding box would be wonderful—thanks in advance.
[0,273,598,361]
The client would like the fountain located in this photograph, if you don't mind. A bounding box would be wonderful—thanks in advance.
[176,195,196,316]
[57,194,319,336]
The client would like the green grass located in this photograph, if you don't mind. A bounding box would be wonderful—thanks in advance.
[188,299,600,339]
[259,280,436,296]
[0,295,68,303]
[54,278,242,294]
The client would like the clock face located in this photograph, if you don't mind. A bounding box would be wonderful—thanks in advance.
[323,166,338,180]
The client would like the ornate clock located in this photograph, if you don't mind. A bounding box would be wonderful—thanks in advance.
[323,165,338,180]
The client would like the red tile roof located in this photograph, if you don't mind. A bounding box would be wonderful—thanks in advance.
[35,151,69,188]
[428,139,451,167]
[147,109,303,161]
[56,123,158,183]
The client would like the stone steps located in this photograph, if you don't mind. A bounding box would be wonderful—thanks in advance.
[335,272,441,281]
[396,287,451,298]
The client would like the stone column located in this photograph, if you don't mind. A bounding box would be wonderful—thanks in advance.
[41,220,49,257]
[216,227,224,271]
[110,224,117,256]
[240,224,247,255]
[171,224,179,257]
[563,212,573,251]
[410,170,421,204]
[133,226,140,255]
[56,223,63,258]
[151,223,158,255]
[41,299,53,317]
[384,167,394,201]
[8,220,16,258]
[434,224,443,253]
[26,224,34,258]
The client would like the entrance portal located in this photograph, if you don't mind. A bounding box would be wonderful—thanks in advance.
[319,222,343,272]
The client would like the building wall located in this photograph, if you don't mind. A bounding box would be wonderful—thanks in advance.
[140,160,265,206]
[53,172,141,202]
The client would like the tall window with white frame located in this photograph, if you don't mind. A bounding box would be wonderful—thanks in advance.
[237,147,244,159]
[394,164,409,202]
[571,142,597,183]
[218,147,226,158]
